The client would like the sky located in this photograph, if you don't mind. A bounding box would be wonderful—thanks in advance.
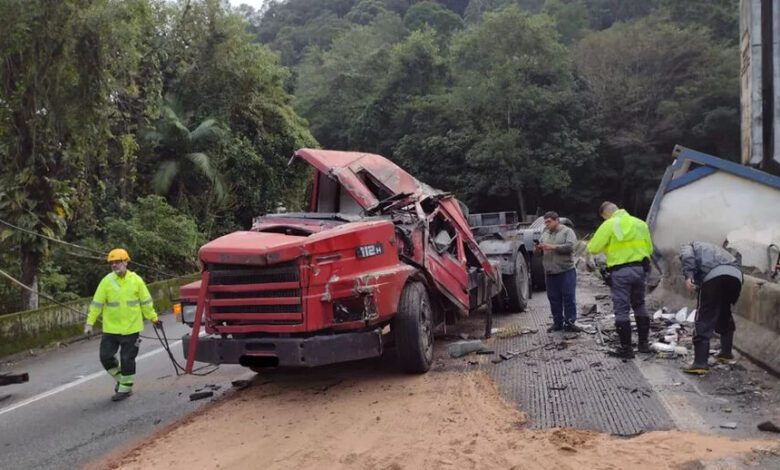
[229,0,267,11]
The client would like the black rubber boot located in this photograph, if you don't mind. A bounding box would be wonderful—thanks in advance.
[111,390,132,402]
[636,316,651,353]
[715,331,735,364]
[609,321,635,359]
[684,340,710,375]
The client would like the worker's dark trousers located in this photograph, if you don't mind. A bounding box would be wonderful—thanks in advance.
[546,268,577,326]
[99,333,140,391]
[693,275,741,345]
[610,265,648,322]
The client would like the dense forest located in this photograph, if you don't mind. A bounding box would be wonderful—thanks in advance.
[0,0,740,313]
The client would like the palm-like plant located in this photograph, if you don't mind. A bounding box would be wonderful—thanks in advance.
[144,102,227,205]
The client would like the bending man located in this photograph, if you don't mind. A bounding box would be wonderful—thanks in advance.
[679,241,743,375]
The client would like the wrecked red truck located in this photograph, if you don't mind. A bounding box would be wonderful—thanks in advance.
[179,149,500,373]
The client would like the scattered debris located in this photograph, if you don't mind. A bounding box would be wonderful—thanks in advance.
[496,325,538,339]
[448,340,489,358]
[491,358,504,364]
[581,304,598,316]
[459,333,471,340]
[189,391,214,401]
[719,422,738,430]
[650,342,688,356]
[549,385,568,391]
[595,294,610,300]
[757,421,780,433]
[231,380,251,390]
[675,308,688,323]
[686,309,696,323]
[476,350,495,355]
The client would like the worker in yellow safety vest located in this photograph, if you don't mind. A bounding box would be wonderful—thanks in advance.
[587,202,654,359]
[84,248,160,401]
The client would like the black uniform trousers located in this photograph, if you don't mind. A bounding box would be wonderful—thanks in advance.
[693,275,741,344]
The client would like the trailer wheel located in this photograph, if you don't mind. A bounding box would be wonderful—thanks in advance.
[506,253,530,312]
[393,282,434,374]
[530,254,546,291]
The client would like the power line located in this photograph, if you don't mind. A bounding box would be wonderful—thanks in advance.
[0,266,89,320]
[0,216,178,278]
[0,266,216,375]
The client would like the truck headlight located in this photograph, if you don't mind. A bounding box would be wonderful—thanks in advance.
[181,303,197,324]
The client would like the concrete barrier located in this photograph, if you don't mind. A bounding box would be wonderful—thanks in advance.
[649,254,780,375]
[0,274,198,358]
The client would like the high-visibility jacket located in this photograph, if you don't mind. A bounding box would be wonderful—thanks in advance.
[87,270,158,335]
[587,209,653,267]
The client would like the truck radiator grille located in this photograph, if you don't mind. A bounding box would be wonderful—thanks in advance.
[206,262,303,325]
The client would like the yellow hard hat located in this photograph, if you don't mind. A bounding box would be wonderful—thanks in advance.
[107,248,130,263]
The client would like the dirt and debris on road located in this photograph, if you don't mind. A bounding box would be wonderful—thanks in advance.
[95,269,780,470]
[103,365,773,470]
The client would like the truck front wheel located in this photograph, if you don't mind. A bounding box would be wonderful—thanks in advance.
[393,282,434,373]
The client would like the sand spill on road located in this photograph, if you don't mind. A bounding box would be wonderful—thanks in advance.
[104,369,774,470]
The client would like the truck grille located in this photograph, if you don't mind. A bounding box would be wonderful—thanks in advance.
[206,262,303,324]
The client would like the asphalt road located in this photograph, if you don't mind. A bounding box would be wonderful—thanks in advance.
[0,313,249,469]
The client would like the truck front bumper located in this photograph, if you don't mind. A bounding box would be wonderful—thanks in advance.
[182,329,384,368]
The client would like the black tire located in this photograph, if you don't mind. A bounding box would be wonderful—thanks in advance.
[393,282,434,374]
[530,254,546,291]
[505,253,530,312]
[492,295,506,313]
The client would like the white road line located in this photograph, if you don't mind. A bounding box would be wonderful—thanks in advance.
[0,340,181,417]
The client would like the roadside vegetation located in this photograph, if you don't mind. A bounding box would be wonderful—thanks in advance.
[0,0,739,313]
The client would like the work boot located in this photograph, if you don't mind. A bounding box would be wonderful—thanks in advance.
[715,331,736,364]
[636,316,651,353]
[563,323,583,333]
[547,323,563,333]
[608,321,635,359]
[111,390,132,402]
[683,341,710,375]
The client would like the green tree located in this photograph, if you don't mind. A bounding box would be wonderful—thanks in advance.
[449,6,596,216]
[346,0,388,25]
[0,0,149,309]
[144,103,227,207]
[104,195,203,281]
[295,12,407,149]
[575,12,739,212]
[404,1,464,37]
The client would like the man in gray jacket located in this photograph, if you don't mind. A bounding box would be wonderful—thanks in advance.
[537,211,580,332]
[679,241,743,375]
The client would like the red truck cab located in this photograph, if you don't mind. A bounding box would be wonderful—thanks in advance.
[180,149,499,373]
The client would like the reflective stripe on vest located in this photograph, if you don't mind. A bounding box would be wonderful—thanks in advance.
[140,298,153,305]
[126,300,140,306]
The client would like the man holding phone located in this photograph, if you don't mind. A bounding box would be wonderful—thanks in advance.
[536,211,580,333]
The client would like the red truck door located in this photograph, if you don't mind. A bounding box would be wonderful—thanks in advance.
[426,211,469,311]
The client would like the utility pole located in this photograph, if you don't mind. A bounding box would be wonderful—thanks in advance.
[741,0,780,174]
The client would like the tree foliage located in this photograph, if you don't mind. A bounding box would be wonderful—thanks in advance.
[0,0,315,313]
[0,0,743,314]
